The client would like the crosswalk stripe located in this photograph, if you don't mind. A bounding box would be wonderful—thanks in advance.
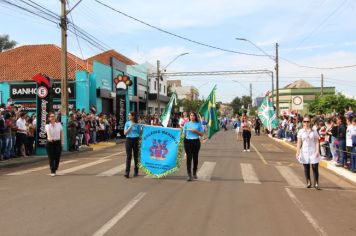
[56,159,111,175]
[197,161,216,181]
[275,166,305,187]
[97,163,130,177]
[6,160,78,176]
[240,163,261,184]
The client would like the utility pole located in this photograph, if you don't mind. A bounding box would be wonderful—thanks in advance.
[60,0,68,151]
[156,60,160,115]
[321,74,324,96]
[275,43,280,116]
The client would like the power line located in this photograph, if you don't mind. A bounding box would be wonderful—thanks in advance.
[93,0,268,58]
[0,0,58,24]
[67,0,85,64]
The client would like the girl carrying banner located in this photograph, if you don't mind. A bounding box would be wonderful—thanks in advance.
[124,112,141,178]
[183,112,204,181]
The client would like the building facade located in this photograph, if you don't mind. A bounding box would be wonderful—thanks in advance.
[272,80,335,115]
[167,80,199,101]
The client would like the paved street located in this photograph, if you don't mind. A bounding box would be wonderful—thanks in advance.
[1,129,356,236]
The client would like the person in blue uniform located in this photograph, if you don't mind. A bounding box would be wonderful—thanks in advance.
[124,112,141,178]
[183,112,204,181]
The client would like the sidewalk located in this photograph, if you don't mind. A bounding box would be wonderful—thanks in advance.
[270,136,356,184]
[0,139,126,169]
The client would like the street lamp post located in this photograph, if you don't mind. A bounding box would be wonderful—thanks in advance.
[236,38,279,115]
[155,52,189,116]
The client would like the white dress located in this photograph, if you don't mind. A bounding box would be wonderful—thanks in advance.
[297,128,320,164]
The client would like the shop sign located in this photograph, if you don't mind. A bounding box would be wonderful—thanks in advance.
[32,73,53,148]
[10,82,75,100]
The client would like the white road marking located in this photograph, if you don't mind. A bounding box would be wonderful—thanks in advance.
[241,163,261,184]
[285,188,328,236]
[97,164,126,177]
[56,159,111,175]
[102,151,124,159]
[197,161,216,181]
[276,166,305,188]
[92,192,146,236]
[6,160,78,176]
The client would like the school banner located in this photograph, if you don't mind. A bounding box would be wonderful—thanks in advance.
[139,125,184,178]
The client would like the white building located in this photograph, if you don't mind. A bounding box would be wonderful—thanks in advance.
[145,63,169,114]
[167,80,199,101]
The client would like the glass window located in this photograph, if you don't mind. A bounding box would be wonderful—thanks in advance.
[154,81,156,90]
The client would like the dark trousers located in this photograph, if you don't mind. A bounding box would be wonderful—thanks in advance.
[46,140,62,174]
[125,137,139,175]
[303,163,319,184]
[26,136,35,155]
[242,130,251,150]
[255,127,260,136]
[16,133,27,156]
[184,138,201,175]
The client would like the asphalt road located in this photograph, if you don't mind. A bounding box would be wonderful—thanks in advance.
[1,129,356,236]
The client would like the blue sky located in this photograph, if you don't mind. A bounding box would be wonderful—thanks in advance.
[1,0,356,102]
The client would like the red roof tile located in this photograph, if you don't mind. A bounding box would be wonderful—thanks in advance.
[0,44,91,82]
[86,49,136,67]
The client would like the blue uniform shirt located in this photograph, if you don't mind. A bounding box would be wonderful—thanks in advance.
[184,121,204,139]
[124,121,141,138]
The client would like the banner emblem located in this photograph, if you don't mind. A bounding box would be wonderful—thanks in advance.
[139,125,184,178]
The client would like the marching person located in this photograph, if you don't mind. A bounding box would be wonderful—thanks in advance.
[124,112,141,178]
[183,112,204,181]
[296,115,321,189]
[241,116,252,152]
[45,113,64,177]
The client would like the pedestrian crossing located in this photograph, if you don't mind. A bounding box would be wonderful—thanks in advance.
[4,158,307,187]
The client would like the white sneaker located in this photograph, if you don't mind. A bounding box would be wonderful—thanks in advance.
[50,173,56,177]
[243,150,246,152]
[247,149,250,152]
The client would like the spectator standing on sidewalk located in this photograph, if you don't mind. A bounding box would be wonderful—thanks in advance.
[350,117,356,173]
[296,115,321,190]
[26,116,35,156]
[16,112,27,157]
[45,113,64,177]
[68,114,78,151]
[336,115,347,168]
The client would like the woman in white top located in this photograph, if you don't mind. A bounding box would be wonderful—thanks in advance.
[45,113,64,176]
[296,115,320,189]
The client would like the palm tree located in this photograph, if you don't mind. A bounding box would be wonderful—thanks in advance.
[0,34,17,52]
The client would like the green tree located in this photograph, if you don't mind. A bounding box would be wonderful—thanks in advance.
[177,98,204,113]
[0,34,17,52]
[241,95,252,109]
[308,93,356,114]
[230,97,241,114]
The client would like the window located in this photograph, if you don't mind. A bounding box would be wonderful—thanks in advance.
[164,85,166,93]
[159,84,162,92]
[154,81,156,90]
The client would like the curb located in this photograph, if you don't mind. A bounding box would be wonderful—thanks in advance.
[269,136,356,184]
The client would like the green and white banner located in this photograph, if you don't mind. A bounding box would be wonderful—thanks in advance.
[160,92,177,127]
[258,95,279,131]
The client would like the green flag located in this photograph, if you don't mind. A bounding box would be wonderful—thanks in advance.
[199,86,220,139]
[257,95,279,131]
[160,92,177,127]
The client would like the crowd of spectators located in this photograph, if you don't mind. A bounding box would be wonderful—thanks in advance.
[274,106,356,173]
